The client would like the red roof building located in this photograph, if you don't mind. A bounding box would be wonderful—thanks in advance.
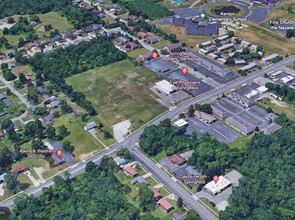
[0,131,4,138]
[139,51,153,61]
[145,35,159,44]
[14,69,23,75]
[159,198,173,213]
[124,166,138,177]
[169,154,186,166]
[148,186,161,201]
[128,26,135,31]
[137,32,148,38]
[11,164,29,173]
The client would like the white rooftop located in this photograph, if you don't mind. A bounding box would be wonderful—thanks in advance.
[174,119,188,127]
[204,176,231,195]
[155,80,175,94]
[257,86,268,93]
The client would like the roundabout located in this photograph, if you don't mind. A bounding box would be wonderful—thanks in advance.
[201,1,251,19]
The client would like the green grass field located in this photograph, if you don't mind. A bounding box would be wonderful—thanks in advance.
[258,97,295,121]
[66,60,167,131]
[127,48,149,57]
[53,114,105,161]
[0,12,73,46]
[153,40,170,49]
[228,133,254,149]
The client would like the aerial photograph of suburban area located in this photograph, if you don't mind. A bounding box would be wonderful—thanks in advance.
[0,0,294,219]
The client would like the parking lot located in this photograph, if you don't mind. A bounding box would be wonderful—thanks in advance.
[213,98,270,130]
[185,117,239,144]
[145,59,212,96]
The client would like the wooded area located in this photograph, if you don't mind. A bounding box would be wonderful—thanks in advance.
[26,37,127,115]
[140,115,295,219]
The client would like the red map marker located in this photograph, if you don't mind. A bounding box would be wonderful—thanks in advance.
[152,51,158,60]
[181,67,188,75]
[213,175,219,184]
[56,149,63,158]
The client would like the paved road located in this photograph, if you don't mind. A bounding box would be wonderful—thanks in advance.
[0,73,33,122]
[2,56,294,219]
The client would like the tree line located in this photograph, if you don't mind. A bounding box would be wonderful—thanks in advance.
[23,37,127,115]
[265,82,295,105]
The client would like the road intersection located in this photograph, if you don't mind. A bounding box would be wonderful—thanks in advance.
[1,55,295,219]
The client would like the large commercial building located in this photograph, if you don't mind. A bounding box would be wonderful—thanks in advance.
[204,176,231,196]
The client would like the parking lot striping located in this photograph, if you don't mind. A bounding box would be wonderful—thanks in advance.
[213,128,230,141]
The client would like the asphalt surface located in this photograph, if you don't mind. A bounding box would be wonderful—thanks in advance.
[2,56,295,219]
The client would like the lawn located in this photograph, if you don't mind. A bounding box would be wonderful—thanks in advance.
[258,97,295,122]
[52,114,105,161]
[235,21,295,56]
[153,150,167,162]
[159,187,170,197]
[228,133,254,149]
[66,60,167,131]
[35,12,74,37]
[127,48,149,57]
[158,24,214,50]
[153,40,170,49]
[146,176,158,186]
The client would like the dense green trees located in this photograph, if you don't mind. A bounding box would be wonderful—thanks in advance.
[265,82,295,104]
[138,183,155,211]
[220,114,295,220]
[4,172,22,194]
[10,158,140,219]
[0,147,14,173]
[187,210,201,220]
[28,38,126,115]
[125,0,173,19]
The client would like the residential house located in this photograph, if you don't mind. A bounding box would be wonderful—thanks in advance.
[113,157,126,168]
[30,21,38,27]
[43,114,54,126]
[129,15,138,21]
[164,43,181,53]
[172,212,186,220]
[124,166,138,177]
[51,34,62,42]
[0,173,6,183]
[148,186,161,201]
[159,198,173,213]
[145,35,158,44]
[128,26,135,31]
[84,122,96,131]
[169,154,186,166]
[0,131,4,139]
[7,62,15,69]
[131,176,148,185]
[63,33,73,39]
[139,51,153,61]
[2,99,11,107]
[11,164,29,173]
[51,153,65,166]
[49,100,60,108]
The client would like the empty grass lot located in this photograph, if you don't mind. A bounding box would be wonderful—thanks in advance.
[236,21,295,56]
[158,24,214,50]
[52,114,105,161]
[66,60,167,131]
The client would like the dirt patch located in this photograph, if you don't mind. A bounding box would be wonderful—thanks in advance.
[112,119,131,143]
[126,72,138,79]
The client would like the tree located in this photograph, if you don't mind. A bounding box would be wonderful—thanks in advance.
[187,209,201,220]
[4,172,21,194]
[286,29,294,38]
[0,147,13,170]
[188,105,195,117]
[62,140,74,154]
[117,148,132,160]
[177,197,183,208]
[46,126,56,139]
[7,17,15,24]
[27,87,39,104]
[24,121,36,138]
[226,57,235,65]
[228,31,234,37]
[32,139,43,150]
[33,107,47,116]
[138,183,154,211]
[242,47,250,54]
[58,125,69,139]
[81,113,88,122]
[6,88,12,96]
[85,161,96,172]
[3,27,9,35]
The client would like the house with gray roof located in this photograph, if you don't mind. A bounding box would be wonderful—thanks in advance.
[114,157,126,167]
[239,62,257,72]
[262,53,278,63]
[262,123,282,135]
[0,93,6,100]
[265,113,278,121]
[131,176,149,185]
[185,166,201,176]
[194,110,216,125]
[84,122,96,131]
[211,104,229,119]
